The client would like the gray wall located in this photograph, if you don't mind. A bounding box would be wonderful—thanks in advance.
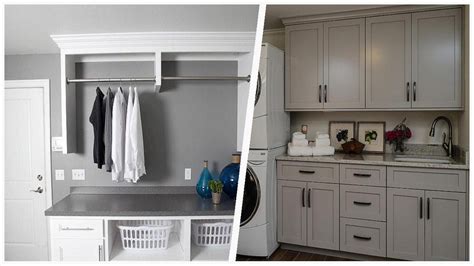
[6,54,238,203]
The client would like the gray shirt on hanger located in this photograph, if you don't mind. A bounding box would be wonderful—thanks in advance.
[104,88,115,172]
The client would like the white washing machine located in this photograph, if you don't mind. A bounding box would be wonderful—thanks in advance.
[250,43,290,150]
[238,147,286,257]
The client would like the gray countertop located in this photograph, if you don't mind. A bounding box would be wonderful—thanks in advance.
[45,187,235,217]
[277,153,469,170]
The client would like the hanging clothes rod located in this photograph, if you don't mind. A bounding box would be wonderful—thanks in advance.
[66,75,250,84]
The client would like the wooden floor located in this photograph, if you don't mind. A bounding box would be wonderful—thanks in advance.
[236,247,355,261]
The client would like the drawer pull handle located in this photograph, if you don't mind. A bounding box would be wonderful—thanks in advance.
[299,170,315,174]
[353,201,372,206]
[353,173,371,177]
[353,235,372,241]
[60,226,94,231]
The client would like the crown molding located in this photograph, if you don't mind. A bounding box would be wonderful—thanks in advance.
[282,5,462,26]
[51,31,256,54]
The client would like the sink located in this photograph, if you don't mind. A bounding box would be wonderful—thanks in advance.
[393,155,453,164]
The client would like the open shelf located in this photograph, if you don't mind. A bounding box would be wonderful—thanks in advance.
[191,243,230,261]
[109,233,186,261]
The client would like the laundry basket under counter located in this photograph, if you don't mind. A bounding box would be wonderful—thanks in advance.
[191,219,233,247]
[117,220,174,250]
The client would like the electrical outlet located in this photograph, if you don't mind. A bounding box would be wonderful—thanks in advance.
[55,169,65,180]
[185,168,192,180]
[72,169,85,180]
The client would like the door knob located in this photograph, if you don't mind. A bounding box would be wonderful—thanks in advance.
[30,187,43,193]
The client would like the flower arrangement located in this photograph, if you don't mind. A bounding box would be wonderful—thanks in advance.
[385,118,412,152]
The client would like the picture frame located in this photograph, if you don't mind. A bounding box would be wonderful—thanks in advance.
[329,121,356,151]
[357,122,386,153]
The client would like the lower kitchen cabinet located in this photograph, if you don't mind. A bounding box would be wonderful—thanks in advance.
[387,188,466,261]
[51,239,104,261]
[277,180,339,250]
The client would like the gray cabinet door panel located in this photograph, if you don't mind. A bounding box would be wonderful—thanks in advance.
[307,182,339,250]
[412,8,462,108]
[285,23,324,109]
[366,14,412,108]
[387,188,424,260]
[277,180,307,246]
[323,18,366,109]
[425,190,466,261]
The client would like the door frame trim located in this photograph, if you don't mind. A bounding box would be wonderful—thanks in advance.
[5,79,52,208]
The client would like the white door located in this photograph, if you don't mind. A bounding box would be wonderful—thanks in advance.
[51,239,104,261]
[4,81,50,260]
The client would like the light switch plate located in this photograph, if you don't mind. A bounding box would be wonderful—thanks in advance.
[185,168,192,180]
[72,169,85,180]
[51,137,63,152]
[55,169,65,180]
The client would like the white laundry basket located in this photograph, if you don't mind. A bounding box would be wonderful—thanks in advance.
[191,220,233,247]
[117,220,174,250]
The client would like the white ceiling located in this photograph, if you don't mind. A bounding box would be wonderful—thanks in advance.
[5,5,259,55]
[265,5,389,29]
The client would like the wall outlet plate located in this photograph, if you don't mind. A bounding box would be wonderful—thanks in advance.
[51,137,63,152]
[72,169,85,180]
[185,168,192,180]
[55,169,65,180]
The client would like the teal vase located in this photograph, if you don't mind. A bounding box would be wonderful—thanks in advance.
[196,160,213,199]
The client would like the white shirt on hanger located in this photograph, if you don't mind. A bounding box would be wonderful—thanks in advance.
[111,87,127,182]
[130,86,146,182]
[124,86,135,182]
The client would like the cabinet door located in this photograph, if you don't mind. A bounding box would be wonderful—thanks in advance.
[387,188,424,260]
[425,191,466,261]
[277,180,307,245]
[412,8,462,108]
[51,239,104,261]
[323,18,365,109]
[285,23,324,109]
[366,14,412,109]
[307,182,339,250]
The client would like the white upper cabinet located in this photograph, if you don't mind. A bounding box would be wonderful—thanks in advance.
[412,9,462,108]
[366,14,412,109]
[324,18,365,109]
[285,23,324,109]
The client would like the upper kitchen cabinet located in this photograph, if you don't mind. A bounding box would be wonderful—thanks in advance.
[285,23,324,109]
[366,14,412,109]
[323,18,365,109]
[412,9,462,108]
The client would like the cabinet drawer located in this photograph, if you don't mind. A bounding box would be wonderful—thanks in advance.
[340,218,387,257]
[340,185,386,221]
[387,167,467,192]
[50,218,104,239]
[277,161,339,183]
[340,164,386,187]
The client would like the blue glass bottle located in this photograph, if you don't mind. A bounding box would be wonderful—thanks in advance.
[219,154,240,199]
[196,160,212,199]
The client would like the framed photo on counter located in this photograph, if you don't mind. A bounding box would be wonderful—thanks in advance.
[357,121,386,153]
[329,121,356,151]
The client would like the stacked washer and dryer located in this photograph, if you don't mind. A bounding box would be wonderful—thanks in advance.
[238,43,290,257]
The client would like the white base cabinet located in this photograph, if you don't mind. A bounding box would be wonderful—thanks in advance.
[51,239,104,261]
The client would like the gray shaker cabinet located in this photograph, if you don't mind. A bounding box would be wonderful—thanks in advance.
[307,182,339,250]
[285,23,324,109]
[411,8,462,108]
[387,188,425,261]
[425,190,466,261]
[277,180,307,246]
[366,14,412,109]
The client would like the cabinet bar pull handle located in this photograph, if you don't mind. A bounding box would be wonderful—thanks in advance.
[353,173,371,177]
[420,197,423,219]
[324,85,328,103]
[353,201,371,206]
[353,235,372,241]
[406,82,410,102]
[60,227,94,231]
[302,188,305,207]
[307,188,311,208]
[299,170,315,174]
[413,81,417,101]
[427,198,430,220]
[318,85,322,103]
